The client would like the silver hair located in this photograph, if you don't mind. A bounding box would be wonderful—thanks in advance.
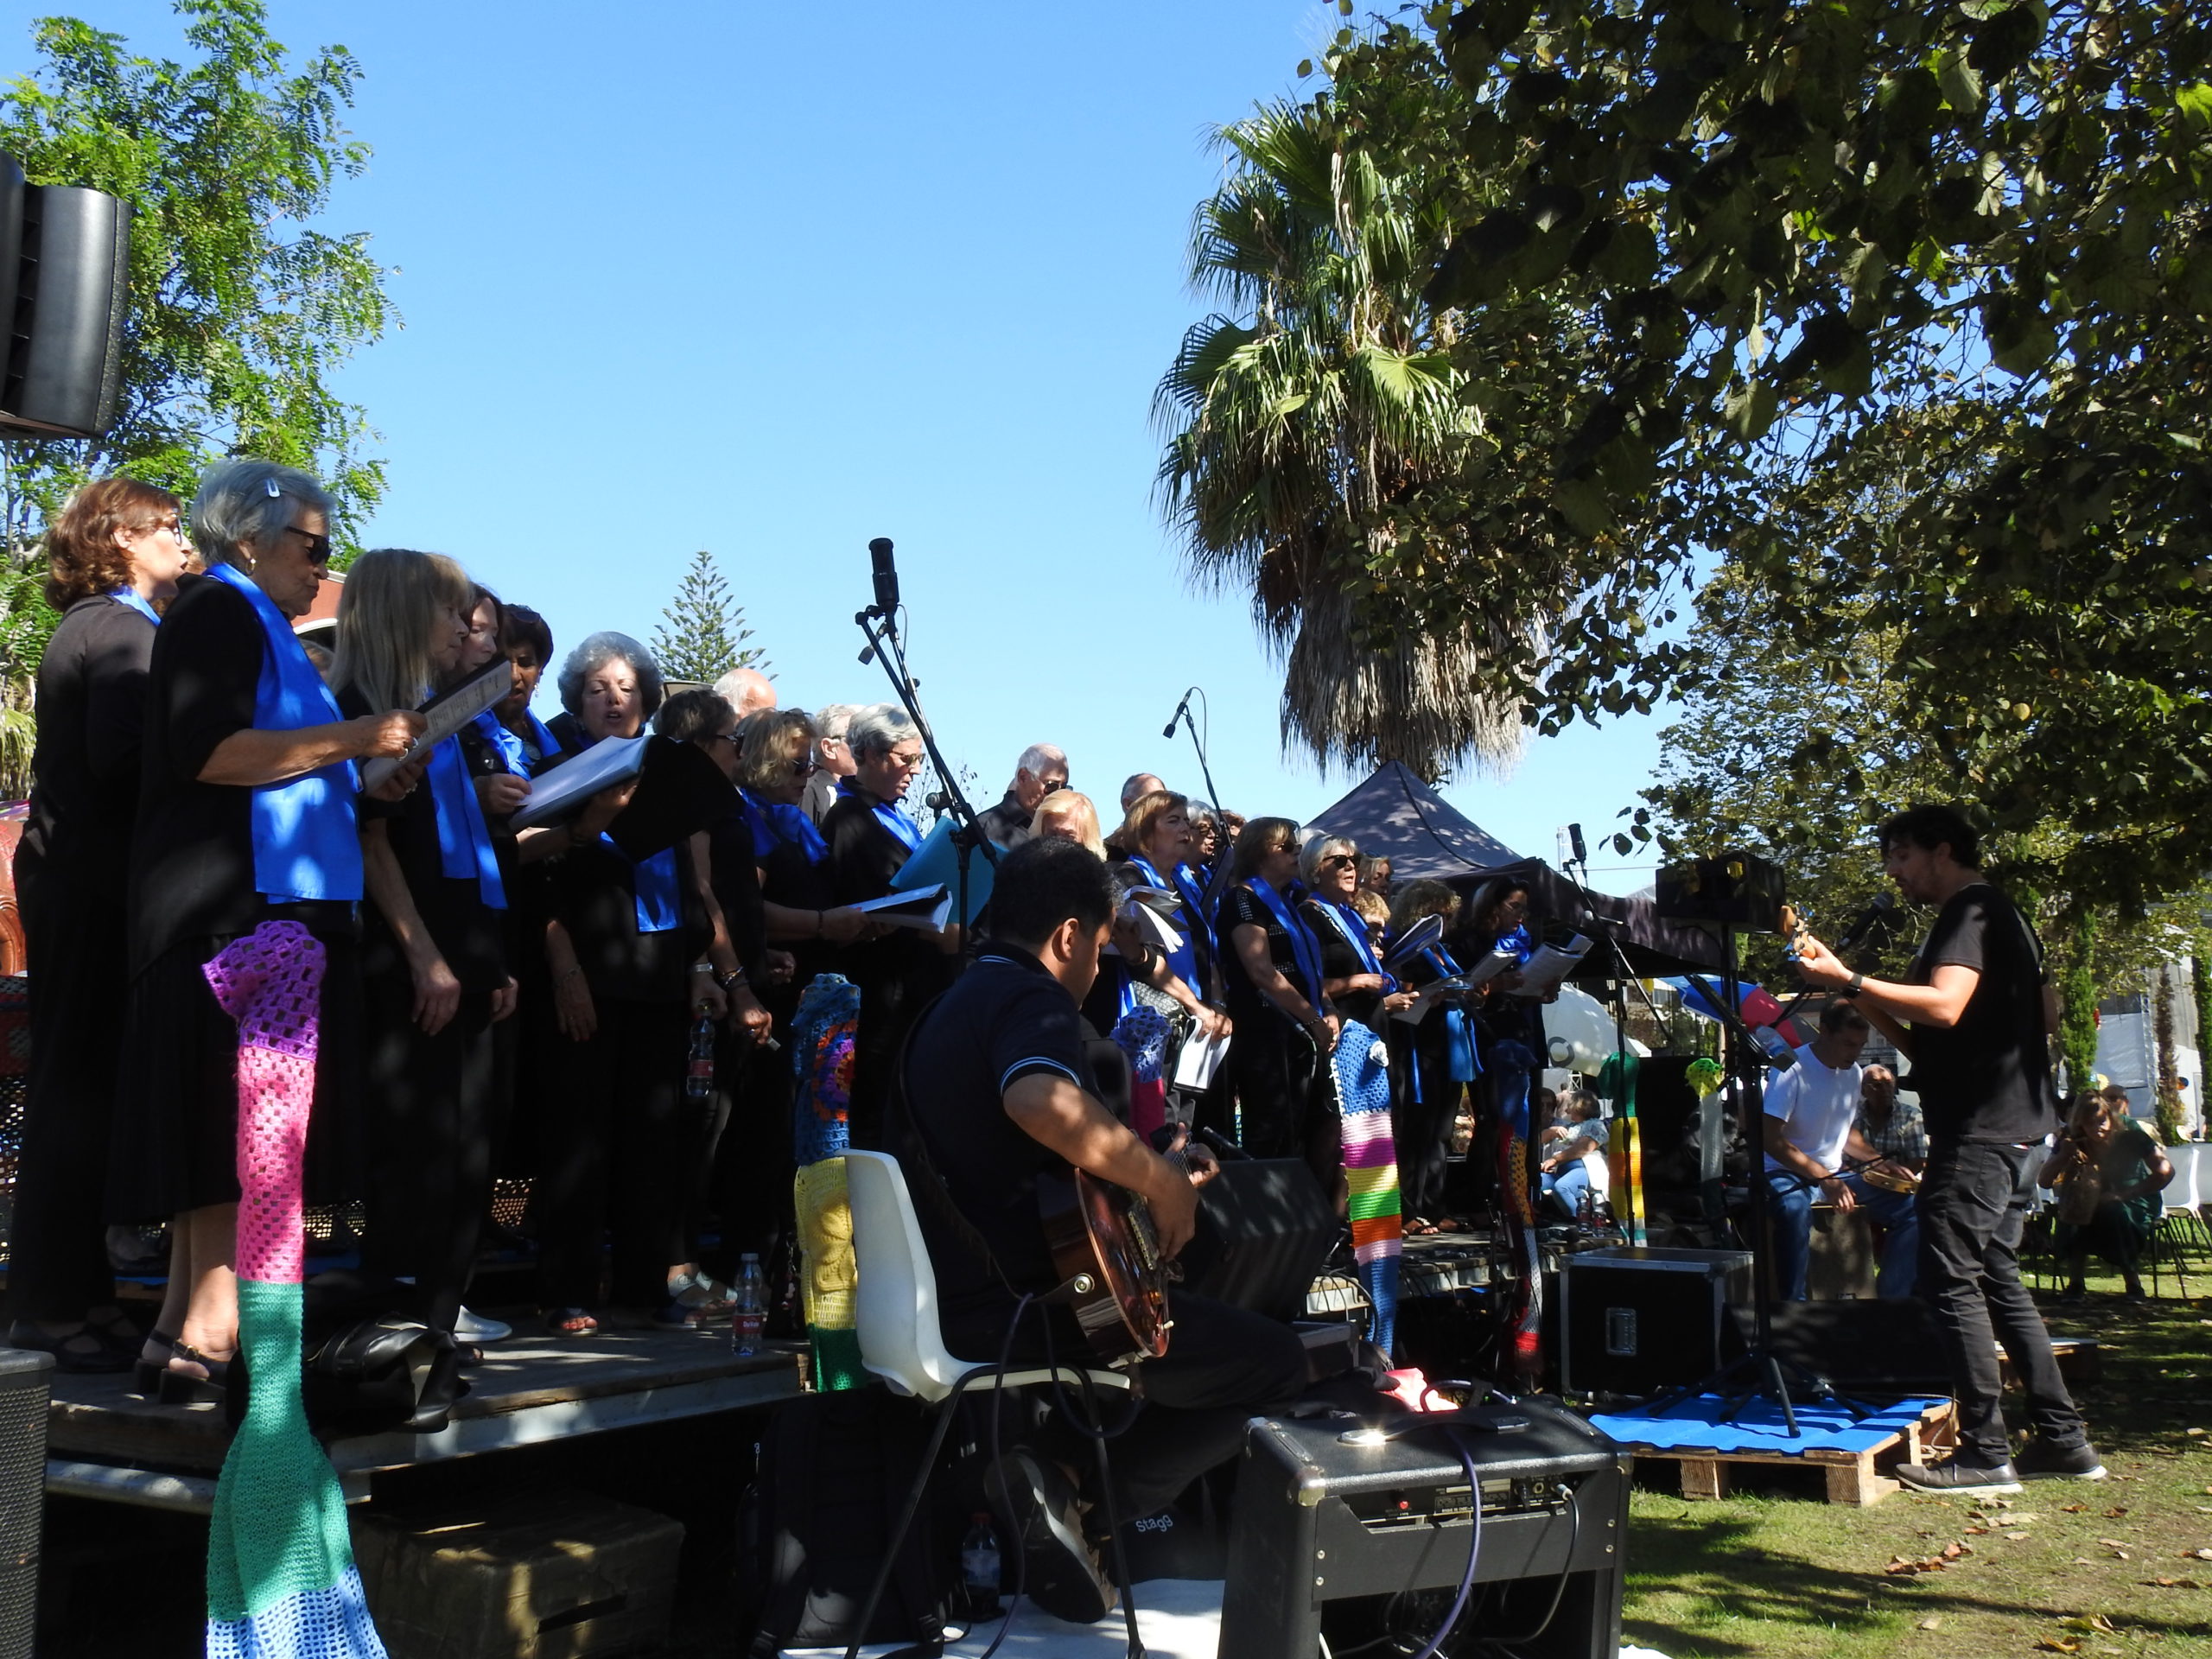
[847,702,918,761]
[188,459,334,569]
[557,631,664,717]
[816,702,860,740]
[1120,772,1166,810]
[1015,742,1065,778]
[1299,834,1359,887]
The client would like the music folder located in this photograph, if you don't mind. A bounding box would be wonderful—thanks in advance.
[361,658,514,791]
[850,885,953,931]
[604,737,738,862]
[890,816,998,925]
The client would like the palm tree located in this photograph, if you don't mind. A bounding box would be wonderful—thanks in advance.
[1155,97,1531,778]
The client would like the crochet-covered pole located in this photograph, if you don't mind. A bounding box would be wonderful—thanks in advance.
[790,974,865,1392]
[1333,1031,1402,1357]
[202,922,385,1659]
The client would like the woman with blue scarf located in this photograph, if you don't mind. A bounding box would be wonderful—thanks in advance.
[1298,835,1420,1037]
[823,702,955,1148]
[537,634,725,1336]
[1384,879,1477,1230]
[113,461,425,1401]
[334,550,518,1344]
[8,480,192,1375]
[1219,817,1341,1192]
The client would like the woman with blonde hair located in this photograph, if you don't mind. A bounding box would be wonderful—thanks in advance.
[1031,788,1105,855]
[7,480,192,1371]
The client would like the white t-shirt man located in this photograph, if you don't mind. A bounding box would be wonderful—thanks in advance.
[1763,1043,1865,1178]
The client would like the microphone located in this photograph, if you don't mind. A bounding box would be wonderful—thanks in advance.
[1163,688,1193,741]
[1834,891,1897,955]
[1568,822,1588,868]
[868,537,899,614]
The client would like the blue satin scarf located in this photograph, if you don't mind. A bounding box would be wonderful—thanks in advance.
[1313,899,1391,984]
[471,706,562,777]
[427,735,506,909]
[1244,876,1327,1004]
[838,776,922,853]
[207,563,362,904]
[108,588,162,626]
[741,787,828,866]
[600,835,681,933]
[1172,861,1218,953]
[1126,854,1200,988]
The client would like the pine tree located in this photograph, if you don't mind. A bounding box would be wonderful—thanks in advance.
[652,550,765,683]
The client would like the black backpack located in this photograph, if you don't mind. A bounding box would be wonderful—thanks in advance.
[738,1386,951,1658]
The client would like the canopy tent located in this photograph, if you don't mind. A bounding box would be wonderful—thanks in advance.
[1306,760,1519,880]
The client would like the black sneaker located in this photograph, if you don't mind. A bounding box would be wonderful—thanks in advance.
[2014,1435,2107,1481]
[1896,1457,2023,1494]
[984,1450,1117,1624]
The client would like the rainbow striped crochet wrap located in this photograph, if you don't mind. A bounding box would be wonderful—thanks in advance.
[201,923,385,1659]
[790,975,865,1389]
[1333,1027,1402,1356]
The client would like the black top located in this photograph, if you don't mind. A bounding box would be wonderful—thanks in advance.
[1905,881,2058,1143]
[1304,899,1382,1030]
[22,594,156,893]
[1218,881,1314,1025]
[899,944,1095,1322]
[550,830,709,1006]
[823,790,941,995]
[702,810,768,982]
[753,815,838,994]
[344,689,508,994]
[975,790,1033,850]
[129,575,354,972]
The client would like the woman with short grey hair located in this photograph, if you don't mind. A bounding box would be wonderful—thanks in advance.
[555,632,664,740]
[842,702,917,765]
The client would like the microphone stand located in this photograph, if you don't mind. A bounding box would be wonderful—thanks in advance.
[1166,690,1225,823]
[855,604,997,939]
[1554,849,1662,1247]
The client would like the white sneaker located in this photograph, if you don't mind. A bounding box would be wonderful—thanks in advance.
[454,1306,512,1343]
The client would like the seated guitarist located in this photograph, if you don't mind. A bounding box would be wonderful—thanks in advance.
[897,836,1306,1625]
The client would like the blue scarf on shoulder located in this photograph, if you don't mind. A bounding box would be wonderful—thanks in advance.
[471,705,562,778]
[108,588,162,626]
[1312,898,1391,984]
[207,563,361,905]
[838,775,922,853]
[426,735,505,909]
[1244,875,1327,1003]
[600,835,681,933]
[741,787,828,866]
[1126,853,1201,988]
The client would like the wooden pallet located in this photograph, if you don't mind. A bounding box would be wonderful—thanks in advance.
[1617,1398,1956,1506]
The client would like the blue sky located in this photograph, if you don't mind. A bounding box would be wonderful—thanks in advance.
[29,0,1674,886]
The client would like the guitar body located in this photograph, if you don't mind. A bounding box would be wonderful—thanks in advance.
[1037,1169,1173,1366]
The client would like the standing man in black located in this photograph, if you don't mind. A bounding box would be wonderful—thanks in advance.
[1794,804,2102,1491]
[897,836,1306,1623]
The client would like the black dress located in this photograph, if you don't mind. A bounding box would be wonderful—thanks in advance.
[697,807,785,1276]
[350,693,511,1335]
[10,595,154,1319]
[1218,882,1332,1184]
[111,575,364,1223]
[823,790,952,1149]
[537,810,711,1309]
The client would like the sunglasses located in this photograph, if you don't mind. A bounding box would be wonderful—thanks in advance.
[1038,778,1068,797]
[284,524,333,565]
[1319,854,1356,869]
[787,756,819,776]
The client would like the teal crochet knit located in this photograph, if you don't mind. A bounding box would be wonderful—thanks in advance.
[206,1280,358,1623]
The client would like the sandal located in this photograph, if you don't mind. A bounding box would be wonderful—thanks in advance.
[665,1269,734,1319]
[132,1328,181,1395]
[157,1339,232,1404]
[652,1297,710,1329]
[4,1319,138,1375]
[546,1307,599,1338]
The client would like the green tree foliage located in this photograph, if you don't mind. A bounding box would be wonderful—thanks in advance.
[2057,914,2100,1096]
[651,550,763,685]
[1186,1,2212,911]
[0,0,394,560]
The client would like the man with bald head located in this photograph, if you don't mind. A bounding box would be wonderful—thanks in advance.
[977,742,1069,848]
[713,664,777,726]
[1122,772,1166,812]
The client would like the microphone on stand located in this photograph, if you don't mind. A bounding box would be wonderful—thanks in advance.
[868,537,899,616]
[1832,891,1898,955]
[1163,689,1194,741]
[1568,822,1589,870]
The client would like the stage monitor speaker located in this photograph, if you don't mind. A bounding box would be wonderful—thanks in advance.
[1726,1300,1950,1396]
[1560,1246,1753,1396]
[0,1349,53,1658]
[1178,1157,1338,1325]
[1,166,132,441]
[1654,853,1787,930]
[1222,1399,1629,1659]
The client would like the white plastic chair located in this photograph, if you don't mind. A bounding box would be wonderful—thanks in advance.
[840,1149,1138,1656]
[2157,1142,2209,1258]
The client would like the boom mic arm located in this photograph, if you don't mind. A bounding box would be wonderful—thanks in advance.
[1163,690,1193,741]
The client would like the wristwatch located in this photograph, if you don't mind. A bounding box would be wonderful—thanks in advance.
[1841,971,1865,997]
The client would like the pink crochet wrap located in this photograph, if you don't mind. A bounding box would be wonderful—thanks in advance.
[202,921,326,1286]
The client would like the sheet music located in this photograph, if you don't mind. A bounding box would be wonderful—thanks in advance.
[1389,976,1471,1023]
[1171,1029,1230,1090]
[849,885,952,931]
[509,735,647,829]
[361,658,513,790]
[1122,887,1185,953]
[1503,935,1592,997]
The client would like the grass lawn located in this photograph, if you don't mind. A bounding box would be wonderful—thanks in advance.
[1620,1274,2212,1659]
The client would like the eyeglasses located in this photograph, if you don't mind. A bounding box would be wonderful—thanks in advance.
[887,750,925,772]
[284,524,333,565]
[1039,778,1068,797]
[787,756,819,776]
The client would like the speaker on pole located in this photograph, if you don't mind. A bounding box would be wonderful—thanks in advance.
[1,151,132,441]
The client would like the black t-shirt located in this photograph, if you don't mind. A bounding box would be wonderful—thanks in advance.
[1305,899,1381,1030]
[823,790,943,995]
[899,944,1095,1325]
[22,595,156,894]
[129,575,354,971]
[1906,881,2058,1143]
[702,810,768,982]
[1218,881,1314,1020]
[550,830,709,1006]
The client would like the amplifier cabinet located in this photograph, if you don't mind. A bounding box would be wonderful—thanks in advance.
[1221,1400,1629,1659]
[1560,1246,1753,1396]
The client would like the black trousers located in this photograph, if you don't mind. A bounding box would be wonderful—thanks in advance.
[8,868,123,1321]
[359,976,499,1333]
[1230,1019,1336,1196]
[538,997,703,1308]
[702,1030,795,1281]
[1919,1138,2088,1465]
[1395,1032,1459,1220]
[944,1292,1307,1521]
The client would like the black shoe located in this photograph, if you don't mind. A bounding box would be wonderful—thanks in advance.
[2015,1435,2107,1481]
[5,1319,137,1374]
[984,1450,1117,1625]
[1897,1457,2023,1494]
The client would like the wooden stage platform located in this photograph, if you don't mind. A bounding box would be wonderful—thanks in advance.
[45,1319,808,1513]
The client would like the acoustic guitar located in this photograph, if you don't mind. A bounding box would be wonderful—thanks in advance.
[1035,1152,1185,1367]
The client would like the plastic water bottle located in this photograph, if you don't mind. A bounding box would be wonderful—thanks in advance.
[685,1014,716,1101]
[731,1254,766,1356]
[959,1512,1001,1619]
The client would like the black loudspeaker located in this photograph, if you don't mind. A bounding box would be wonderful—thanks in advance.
[1725,1300,1950,1396]
[1177,1157,1338,1324]
[1222,1400,1630,1659]
[1560,1246,1753,1395]
[1654,852,1788,929]
[0,153,132,440]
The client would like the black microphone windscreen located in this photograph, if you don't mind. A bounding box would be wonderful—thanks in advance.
[1162,720,1179,739]
[868,537,899,613]
[1568,822,1588,867]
